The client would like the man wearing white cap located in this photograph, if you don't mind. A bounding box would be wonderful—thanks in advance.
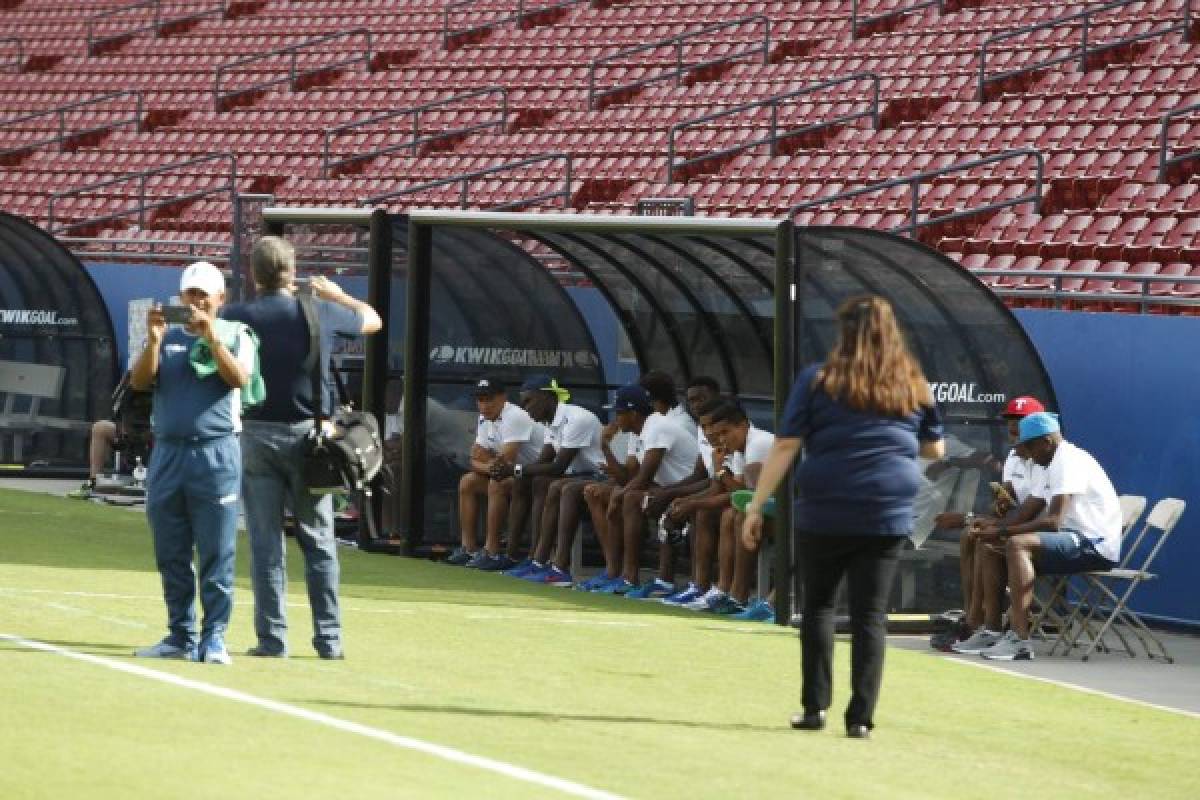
[129,260,257,665]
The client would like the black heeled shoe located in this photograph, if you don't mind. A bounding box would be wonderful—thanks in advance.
[846,723,870,739]
[789,710,826,730]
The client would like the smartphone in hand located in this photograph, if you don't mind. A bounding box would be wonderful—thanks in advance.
[162,305,193,325]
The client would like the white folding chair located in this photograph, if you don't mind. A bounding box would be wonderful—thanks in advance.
[1032,494,1146,642]
[1054,497,1185,662]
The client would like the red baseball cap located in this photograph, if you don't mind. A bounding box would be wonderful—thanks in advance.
[1001,396,1045,418]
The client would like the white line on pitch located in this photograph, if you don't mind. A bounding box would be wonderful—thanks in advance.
[44,602,149,629]
[0,633,631,800]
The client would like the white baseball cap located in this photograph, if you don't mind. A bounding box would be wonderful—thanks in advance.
[179,261,225,297]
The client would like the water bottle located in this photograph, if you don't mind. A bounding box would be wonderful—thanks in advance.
[132,456,147,488]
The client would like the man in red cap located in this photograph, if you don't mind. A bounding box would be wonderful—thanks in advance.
[930,395,1049,652]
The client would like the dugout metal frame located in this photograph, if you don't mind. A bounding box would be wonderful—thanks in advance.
[261,208,1058,623]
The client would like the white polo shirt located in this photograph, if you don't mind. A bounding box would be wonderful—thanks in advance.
[544,402,604,474]
[475,401,544,466]
[729,426,775,489]
[630,411,699,485]
[1002,449,1047,504]
[1042,440,1122,562]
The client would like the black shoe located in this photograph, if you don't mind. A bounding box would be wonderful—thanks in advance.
[846,723,871,739]
[789,710,826,730]
[245,645,287,658]
[318,649,345,660]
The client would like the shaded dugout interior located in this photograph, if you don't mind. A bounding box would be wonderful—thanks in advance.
[261,208,1057,617]
[0,212,117,471]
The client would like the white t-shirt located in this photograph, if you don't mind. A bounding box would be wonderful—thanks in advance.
[698,426,715,476]
[1002,449,1046,504]
[630,411,699,485]
[1041,440,1122,562]
[666,404,697,438]
[544,402,604,474]
[475,401,544,466]
[730,426,775,489]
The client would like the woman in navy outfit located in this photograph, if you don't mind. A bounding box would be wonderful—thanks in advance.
[743,295,945,738]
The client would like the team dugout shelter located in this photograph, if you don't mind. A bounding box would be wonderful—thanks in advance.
[261,208,1056,620]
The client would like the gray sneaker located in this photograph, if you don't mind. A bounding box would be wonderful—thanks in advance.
[980,631,1035,661]
[134,638,195,659]
[951,628,1003,655]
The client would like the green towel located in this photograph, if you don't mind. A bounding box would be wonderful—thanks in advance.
[188,318,266,411]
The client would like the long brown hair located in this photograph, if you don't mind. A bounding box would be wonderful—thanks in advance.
[816,294,932,417]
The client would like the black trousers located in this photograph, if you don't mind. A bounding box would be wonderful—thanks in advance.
[799,533,905,729]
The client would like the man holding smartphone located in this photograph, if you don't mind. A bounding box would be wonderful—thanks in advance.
[130,261,256,665]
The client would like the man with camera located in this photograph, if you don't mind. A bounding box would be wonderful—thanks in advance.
[222,237,382,660]
[130,261,256,665]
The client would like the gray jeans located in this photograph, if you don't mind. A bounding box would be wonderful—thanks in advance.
[241,419,341,656]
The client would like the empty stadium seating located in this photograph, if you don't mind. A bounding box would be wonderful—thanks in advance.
[0,0,1197,308]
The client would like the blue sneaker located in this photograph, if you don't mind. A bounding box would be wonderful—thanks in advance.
[477,553,515,572]
[197,633,232,665]
[626,578,675,599]
[732,599,776,622]
[595,577,635,595]
[576,573,614,591]
[445,546,475,566]
[540,566,575,587]
[711,596,747,615]
[661,582,701,605]
[504,558,539,578]
[465,549,502,570]
[517,564,553,582]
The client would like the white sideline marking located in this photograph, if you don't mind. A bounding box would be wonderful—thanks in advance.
[940,654,1200,720]
[44,602,149,630]
[0,633,631,800]
[0,587,155,600]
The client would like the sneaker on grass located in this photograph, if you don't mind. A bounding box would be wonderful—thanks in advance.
[625,578,674,599]
[504,559,540,578]
[951,627,1003,655]
[197,633,232,665]
[979,630,1034,661]
[474,552,515,572]
[465,549,502,570]
[540,566,574,587]
[517,564,553,582]
[683,586,727,611]
[444,546,475,566]
[661,582,701,605]
[732,599,775,622]
[576,573,614,592]
[711,596,747,615]
[594,576,635,595]
[133,638,195,660]
[930,621,972,652]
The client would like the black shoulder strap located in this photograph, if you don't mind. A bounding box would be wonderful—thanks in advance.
[298,294,324,422]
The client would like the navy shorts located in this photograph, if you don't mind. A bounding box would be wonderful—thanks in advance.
[1036,531,1115,574]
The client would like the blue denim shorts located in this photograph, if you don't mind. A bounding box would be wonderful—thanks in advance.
[1036,531,1115,574]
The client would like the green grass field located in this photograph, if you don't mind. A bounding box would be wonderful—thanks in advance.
[1,487,1197,799]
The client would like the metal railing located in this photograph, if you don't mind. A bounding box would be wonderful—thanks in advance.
[213,28,372,111]
[442,0,586,48]
[969,269,1200,313]
[978,0,1195,100]
[47,153,237,234]
[588,15,771,109]
[1158,100,1200,181]
[322,87,508,177]
[61,235,233,264]
[637,197,695,216]
[852,0,943,39]
[363,152,572,210]
[790,149,1044,236]
[86,0,227,55]
[666,72,880,182]
[0,91,142,162]
[1,37,22,72]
